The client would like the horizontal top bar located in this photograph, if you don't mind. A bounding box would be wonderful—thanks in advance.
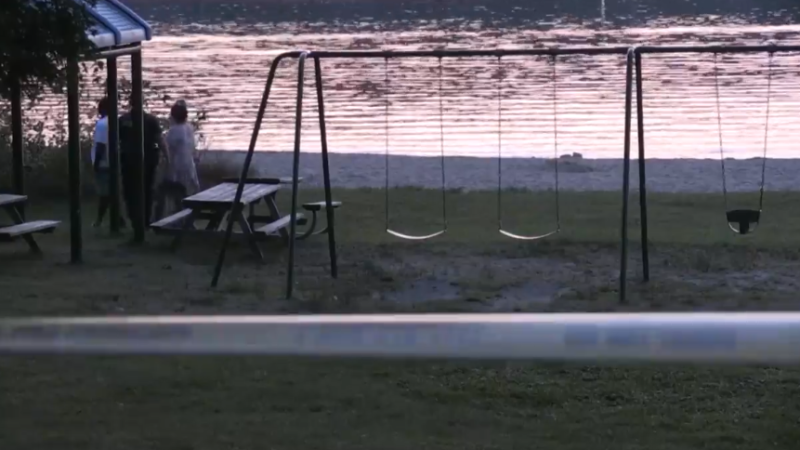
[272,43,800,62]
[84,44,142,61]
[278,47,632,59]
[635,44,800,54]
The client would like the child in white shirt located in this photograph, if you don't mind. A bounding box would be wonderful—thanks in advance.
[91,97,124,228]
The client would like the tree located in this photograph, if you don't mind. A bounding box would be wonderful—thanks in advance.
[0,0,97,101]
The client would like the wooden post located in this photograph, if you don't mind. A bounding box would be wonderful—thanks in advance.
[107,57,121,234]
[67,57,83,263]
[130,51,145,242]
[10,79,25,219]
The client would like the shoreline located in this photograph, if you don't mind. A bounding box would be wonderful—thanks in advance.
[198,150,794,193]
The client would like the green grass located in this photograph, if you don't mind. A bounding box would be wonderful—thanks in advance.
[2,187,800,449]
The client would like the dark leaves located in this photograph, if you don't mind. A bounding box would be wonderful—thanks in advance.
[0,0,98,101]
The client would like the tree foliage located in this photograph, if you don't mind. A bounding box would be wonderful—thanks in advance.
[0,0,97,101]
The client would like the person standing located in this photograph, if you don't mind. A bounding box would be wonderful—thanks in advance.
[119,100,167,227]
[153,100,200,221]
[91,97,127,229]
[90,97,111,227]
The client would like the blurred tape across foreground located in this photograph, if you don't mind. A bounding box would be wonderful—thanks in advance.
[2,313,800,364]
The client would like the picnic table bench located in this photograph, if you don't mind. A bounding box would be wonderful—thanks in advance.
[0,194,59,254]
[151,182,305,261]
[295,200,342,240]
[152,175,343,260]
[218,177,342,240]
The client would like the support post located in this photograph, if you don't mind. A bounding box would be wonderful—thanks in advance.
[11,80,24,200]
[635,51,650,282]
[211,54,289,288]
[130,51,145,243]
[619,49,634,304]
[286,54,308,299]
[67,58,83,263]
[314,56,338,279]
[107,57,121,234]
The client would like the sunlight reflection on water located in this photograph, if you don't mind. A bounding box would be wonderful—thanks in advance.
[34,1,800,158]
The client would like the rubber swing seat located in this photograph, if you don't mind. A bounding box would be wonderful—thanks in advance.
[726,209,760,235]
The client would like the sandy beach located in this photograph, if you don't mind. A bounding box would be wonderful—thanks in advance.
[200,150,793,193]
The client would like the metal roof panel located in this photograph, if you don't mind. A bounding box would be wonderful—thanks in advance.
[79,0,152,49]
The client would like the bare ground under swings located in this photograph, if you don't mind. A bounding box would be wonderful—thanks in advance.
[2,188,800,449]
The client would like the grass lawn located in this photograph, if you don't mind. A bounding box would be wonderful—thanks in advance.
[2,187,800,449]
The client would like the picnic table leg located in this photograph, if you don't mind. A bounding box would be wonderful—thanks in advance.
[248,202,257,229]
[170,210,196,252]
[234,207,264,262]
[296,211,318,240]
[4,205,41,254]
[205,211,226,231]
[264,194,290,240]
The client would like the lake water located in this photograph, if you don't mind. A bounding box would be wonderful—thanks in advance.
[81,1,800,158]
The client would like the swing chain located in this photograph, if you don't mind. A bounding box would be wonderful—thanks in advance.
[384,57,391,229]
[497,56,503,229]
[713,52,728,210]
[551,54,561,230]
[759,51,774,210]
[438,57,448,229]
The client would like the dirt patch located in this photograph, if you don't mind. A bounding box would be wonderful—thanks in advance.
[384,278,461,305]
[384,277,561,311]
[486,281,560,311]
[371,244,800,313]
[669,266,800,293]
[377,252,576,311]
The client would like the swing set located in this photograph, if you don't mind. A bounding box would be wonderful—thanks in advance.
[210,44,791,303]
[210,47,626,300]
[383,49,772,244]
[625,45,779,300]
[382,55,561,241]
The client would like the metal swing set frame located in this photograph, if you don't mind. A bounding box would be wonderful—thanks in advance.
[210,44,800,304]
[210,47,631,301]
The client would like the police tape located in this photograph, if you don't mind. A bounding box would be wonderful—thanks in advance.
[1,312,800,364]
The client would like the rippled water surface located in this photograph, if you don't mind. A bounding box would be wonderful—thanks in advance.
[76,1,800,157]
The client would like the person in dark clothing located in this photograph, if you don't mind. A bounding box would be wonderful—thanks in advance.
[118,105,167,228]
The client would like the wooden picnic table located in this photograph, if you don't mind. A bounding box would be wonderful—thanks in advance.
[0,194,59,254]
[157,182,301,261]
